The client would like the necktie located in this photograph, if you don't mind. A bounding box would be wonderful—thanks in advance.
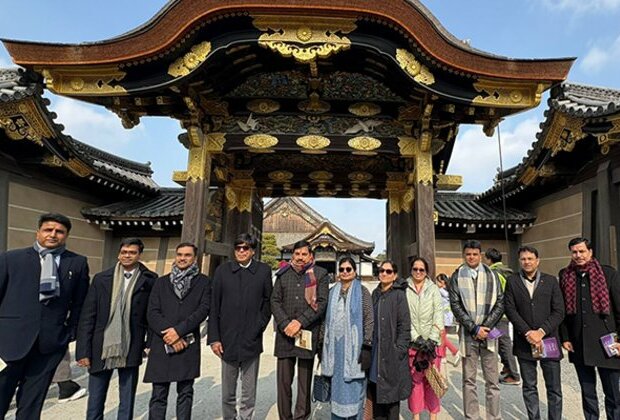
[124,272,132,279]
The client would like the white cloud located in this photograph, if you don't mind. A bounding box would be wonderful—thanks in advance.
[47,95,145,153]
[580,34,620,73]
[539,0,620,13]
[446,117,540,193]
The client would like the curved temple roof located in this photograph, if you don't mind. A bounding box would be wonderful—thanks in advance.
[2,0,573,81]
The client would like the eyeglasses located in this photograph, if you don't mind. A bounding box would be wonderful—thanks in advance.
[379,268,394,275]
[235,245,250,252]
[412,268,426,273]
[338,267,354,273]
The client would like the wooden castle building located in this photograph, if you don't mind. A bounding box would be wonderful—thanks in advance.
[0,1,618,276]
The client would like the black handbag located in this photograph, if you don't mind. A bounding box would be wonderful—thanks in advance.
[312,373,331,403]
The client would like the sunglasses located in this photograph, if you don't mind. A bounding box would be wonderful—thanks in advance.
[234,245,250,251]
[338,266,354,273]
[412,268,426,273]
[379,268,394,275]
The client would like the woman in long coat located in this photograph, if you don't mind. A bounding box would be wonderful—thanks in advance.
[405,257,444,420]
[367,260,412,420]
[321,256,373,419]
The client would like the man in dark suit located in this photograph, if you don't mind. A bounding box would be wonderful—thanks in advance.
[271,240,328,420]
[208,233,273,420]
[504,245,565,420]
[76,237,158,420]
[0,213,90,419]
[559,237,620,420]
[144,242,210,420]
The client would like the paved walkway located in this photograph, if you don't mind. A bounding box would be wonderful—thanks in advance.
[6,331,595,419]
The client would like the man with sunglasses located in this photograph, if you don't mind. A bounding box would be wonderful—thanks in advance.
[208,234,273,420]
[271,240,329,420]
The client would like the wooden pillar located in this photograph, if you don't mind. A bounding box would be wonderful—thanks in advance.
[597,161,612,265]
[386,173,414,275]
[177,125,212,266]
[412,142,436,277]
[222,170,257,260]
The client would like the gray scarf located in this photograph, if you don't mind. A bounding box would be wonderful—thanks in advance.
[34,241,65,302]
[170,263,199,299]
[101,263,139,369]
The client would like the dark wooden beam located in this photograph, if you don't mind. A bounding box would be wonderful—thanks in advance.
[0,170,8,252]
[415,183,436,278]
[597,161,612,265]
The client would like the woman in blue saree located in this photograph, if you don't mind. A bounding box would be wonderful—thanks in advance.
[321,256,373,419]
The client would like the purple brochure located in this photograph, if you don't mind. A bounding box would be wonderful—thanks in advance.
[487,328,503,340]
[600,332,619,358]
[542,337,561,359]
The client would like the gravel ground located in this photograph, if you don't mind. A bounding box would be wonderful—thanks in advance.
[5,330,598,420]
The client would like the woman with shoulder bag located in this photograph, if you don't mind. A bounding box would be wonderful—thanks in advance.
[405,257,445,420]
[321,256,373,419]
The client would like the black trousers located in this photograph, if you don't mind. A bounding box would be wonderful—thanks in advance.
[0,342,66,420]
[276,357,313,420]
[518,358,562,420]
[148,379,194,420]
[367,381,400,420]
[574,363,620,420]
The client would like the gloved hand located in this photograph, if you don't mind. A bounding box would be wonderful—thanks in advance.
[359,344,372,371]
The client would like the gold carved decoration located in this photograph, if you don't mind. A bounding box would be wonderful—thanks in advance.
[348,172,373,183]
[244,134,278,152]
[348,136,381,155]
[254,16,356,64]
[297,135,330,153]
[173,126,212,184]
[42,155,64,167]
[436,174,463,191]
[0,100,55,145]
[247,99,280,114]
[395,49,435,85]
[226,171,255,213]
[168,41,212,77]
[597,134,620,155]
[473,79,546,109]
[542,112,586,156]
[298,92,331,114]
[65,158,92,177]
[268,170,294,183]
[385,174,413,214]
[205,133,226,153]
[309,171,333,182]
[40,66,127,96]
[397,137,433,185]
[519,166,538,186]
[349,102,381,117]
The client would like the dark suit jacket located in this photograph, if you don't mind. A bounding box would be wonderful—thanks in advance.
[207,259,273,363]
[504,271,565,361]
[0,247,90,361]
[75,263,158,373]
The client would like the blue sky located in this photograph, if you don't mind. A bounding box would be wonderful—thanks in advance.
[2,0,620,254]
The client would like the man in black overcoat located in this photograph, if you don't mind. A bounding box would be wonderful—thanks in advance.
[144,242,210,420]
[271,240,328,420]
[76,237,158,420]
[0,213,90,419]
[504,245,565,420]
[208,233,273,420]
[559,237,620,420]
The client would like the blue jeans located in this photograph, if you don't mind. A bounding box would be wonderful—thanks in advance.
[86,367,139,420]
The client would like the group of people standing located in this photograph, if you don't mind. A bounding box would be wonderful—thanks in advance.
[1,212,620,420]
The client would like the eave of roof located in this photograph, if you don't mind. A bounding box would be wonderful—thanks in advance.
[2,0,573,81]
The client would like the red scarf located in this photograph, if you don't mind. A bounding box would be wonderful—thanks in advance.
[560,258,610,315]
[291,257,318,311]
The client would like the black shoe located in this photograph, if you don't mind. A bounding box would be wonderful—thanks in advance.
[57,380,87,403]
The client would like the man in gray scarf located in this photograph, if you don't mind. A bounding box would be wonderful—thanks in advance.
[0,213,90,419]
[76,238,157,420]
